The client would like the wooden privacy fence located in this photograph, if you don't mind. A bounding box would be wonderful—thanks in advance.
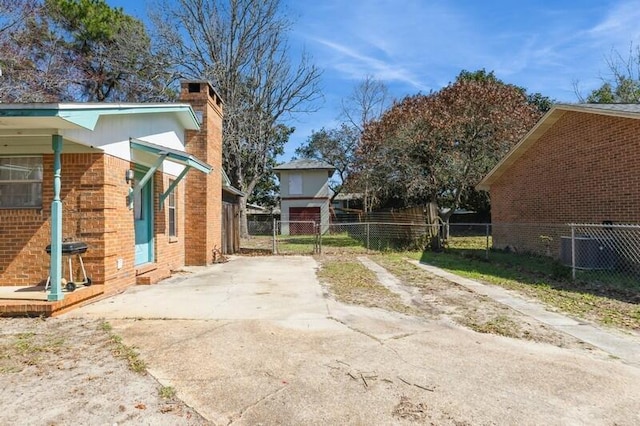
[222,202,240,254]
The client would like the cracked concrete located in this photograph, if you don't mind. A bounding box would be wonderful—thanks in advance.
[411,260,640,367]
[358,256,422,306]
[65,256,640,425]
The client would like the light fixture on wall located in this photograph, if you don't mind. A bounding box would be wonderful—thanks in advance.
[125,169,134,184]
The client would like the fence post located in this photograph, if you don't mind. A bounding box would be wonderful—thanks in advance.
[571,224,576,281]
[272,218,277,255]
[485,223,490,260]
[366,223,370,251]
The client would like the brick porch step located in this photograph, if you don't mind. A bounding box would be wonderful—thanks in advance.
[135,265,171,285]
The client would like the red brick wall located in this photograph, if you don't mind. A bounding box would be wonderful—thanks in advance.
[180,81,223,265]
[0,208,49,286]
[101,155,136,294]
[0,151,191,290]
[153,171,186,274]
[0,153,114,287]
[490,111,640,251]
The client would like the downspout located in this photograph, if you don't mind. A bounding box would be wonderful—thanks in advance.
[48,135,64,301]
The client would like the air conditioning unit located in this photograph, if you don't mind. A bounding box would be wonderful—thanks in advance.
[560,236,615,270]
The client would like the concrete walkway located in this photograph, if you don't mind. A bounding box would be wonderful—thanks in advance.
[410,260,640,367]
[358,256,422,305]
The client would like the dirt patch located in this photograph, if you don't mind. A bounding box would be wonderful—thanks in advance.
[0,317,208,425]
[316,255,417,315]
[316,254,604,353]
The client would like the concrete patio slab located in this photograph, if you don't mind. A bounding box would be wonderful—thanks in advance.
[63,256,640,425]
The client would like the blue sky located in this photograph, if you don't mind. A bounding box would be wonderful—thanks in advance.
[113,0,640,161]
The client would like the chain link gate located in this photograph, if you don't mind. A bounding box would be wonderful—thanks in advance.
[273,220,320,254]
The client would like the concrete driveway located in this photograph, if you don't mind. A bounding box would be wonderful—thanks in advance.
[67,256,640,425]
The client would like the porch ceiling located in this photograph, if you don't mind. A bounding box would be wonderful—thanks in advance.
[0,133,100,155]
[0,103,199,131]
[0,103,200,156]
[0,116,87,130]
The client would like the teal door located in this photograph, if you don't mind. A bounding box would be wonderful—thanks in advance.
[134,170,154,265]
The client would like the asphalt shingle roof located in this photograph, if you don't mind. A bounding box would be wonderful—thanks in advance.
[559,103,640,114]
[273,158,335,170]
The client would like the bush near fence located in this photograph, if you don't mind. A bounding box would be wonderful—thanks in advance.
[330,222,430,251]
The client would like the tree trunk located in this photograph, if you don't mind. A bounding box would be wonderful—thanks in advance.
[239,177,259,239]
[239,195,249,239]
[425,201,443,252]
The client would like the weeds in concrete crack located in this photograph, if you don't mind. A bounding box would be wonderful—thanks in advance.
[100,321,147,374]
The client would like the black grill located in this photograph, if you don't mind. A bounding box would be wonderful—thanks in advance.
[45,242,88,255]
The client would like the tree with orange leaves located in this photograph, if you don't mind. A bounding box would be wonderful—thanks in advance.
[355,70,546,221]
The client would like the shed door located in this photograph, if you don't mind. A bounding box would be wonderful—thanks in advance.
[289,207,320,235]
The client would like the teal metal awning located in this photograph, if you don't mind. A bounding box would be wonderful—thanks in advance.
[129,137,213,209]
[130,138,212,174]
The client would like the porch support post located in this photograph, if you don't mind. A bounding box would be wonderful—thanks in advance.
[48,135,64,301]
[158,166,190,210]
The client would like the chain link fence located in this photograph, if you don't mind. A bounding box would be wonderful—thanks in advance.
[447,222,640,285]
[247,219,273,236]
[564,223,640,284]
[244,219,640,284]
[324,222,432,253]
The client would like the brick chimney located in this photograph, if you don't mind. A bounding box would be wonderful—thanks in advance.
[180,81,223,265]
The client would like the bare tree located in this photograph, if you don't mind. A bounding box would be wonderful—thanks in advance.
[575,43,640,103]
[0,0,174,103]
[152,0,322,237]
[340,74,390,132]
[0,0,35,34]
[296,76,390,212]
[341,75,391,212]
[0,0,71,102]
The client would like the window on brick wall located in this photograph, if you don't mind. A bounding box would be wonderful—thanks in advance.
[168,179,177,237]
[0,156,43,208]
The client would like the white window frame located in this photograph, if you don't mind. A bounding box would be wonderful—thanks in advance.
[0,156,43,209]
[168,179,177,237]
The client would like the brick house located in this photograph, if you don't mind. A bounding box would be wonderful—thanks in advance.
[477,103,640,254]
[0,81,224,307]
[274,159,335,235]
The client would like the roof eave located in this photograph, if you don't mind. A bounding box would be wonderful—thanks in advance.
[0,103,200,131]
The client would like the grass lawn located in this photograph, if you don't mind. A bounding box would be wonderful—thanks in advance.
[316,256,412,314]
[408,236,640,331]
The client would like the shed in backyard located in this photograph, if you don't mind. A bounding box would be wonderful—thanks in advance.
[274,159,335,235]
